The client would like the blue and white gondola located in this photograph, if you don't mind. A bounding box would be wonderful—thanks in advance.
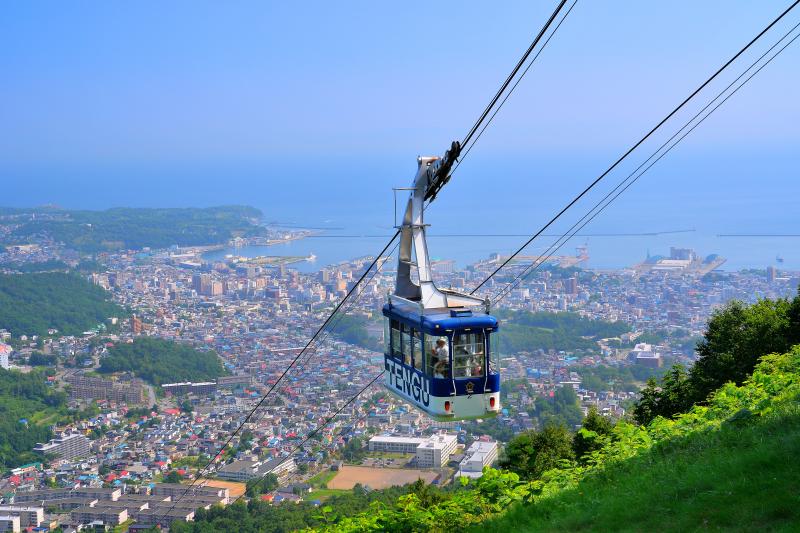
[383,297,501,420]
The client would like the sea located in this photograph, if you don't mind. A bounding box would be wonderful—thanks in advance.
[6,149,799,273]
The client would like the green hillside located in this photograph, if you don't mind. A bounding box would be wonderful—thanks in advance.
[480,403,800,532]
[315,345,800,532]
[0,368,69,468]
[176,295,800,532]
[496,310,630,353]
[99,337,228,385]
[0,272,124,337]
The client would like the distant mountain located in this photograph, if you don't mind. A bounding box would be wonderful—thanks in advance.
[0,205,265,252]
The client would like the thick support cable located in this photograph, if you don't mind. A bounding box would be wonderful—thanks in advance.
[461,0,569,149]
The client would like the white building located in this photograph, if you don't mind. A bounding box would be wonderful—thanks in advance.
[456,441,498,479]
[33,434,90,461]
[0,515,20,533]
[414,434,458,468]
[216,457,296,482]
[368,436,425,454]
[628,343,662,367]
[0,507,43,528]
[71,505,128,526]
[151,483,228,502]
[369,433,458,468]
[368,434,458,467]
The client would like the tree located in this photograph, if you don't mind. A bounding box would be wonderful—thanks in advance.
[99,337,228,385]
[633,377,661,426]
[340,437,366,463]
[495,310,630,354]
[246,473,278,497]
[28,352,57,366]
[690,297,799,402]
[7,206,265,253]
[0,367,68,468]
[239,430,254,450]
[407,478,444,508]
[498,424,574,480]
[530,386,583,429]
[633,291,800,425]
[0,272,123,337]
[572,407,614,462]
[164,470,183,484]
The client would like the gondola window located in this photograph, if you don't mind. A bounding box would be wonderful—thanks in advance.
[411,329,422,369]
[453,331,485,378]
[391,319,402,360]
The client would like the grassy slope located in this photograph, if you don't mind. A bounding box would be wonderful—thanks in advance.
[481,407,800,532]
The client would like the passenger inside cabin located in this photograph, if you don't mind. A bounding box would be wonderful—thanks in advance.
[432,337,450,378]
[471,357,483,377]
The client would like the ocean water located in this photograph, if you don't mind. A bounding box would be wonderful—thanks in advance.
[5,149,799,272]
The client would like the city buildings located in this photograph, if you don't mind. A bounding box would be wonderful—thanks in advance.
[2,230,798,529]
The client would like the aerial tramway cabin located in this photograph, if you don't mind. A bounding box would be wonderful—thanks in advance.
[381,146,502,420]
[383,297,500,420]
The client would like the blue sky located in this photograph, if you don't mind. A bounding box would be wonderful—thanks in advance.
[2,1,798,162]
[1,0,798,240]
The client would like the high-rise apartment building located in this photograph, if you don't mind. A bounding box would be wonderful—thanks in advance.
[33,434,90,461]
[65,374,145,404]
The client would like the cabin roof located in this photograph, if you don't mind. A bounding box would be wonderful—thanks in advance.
[382,302,498,334]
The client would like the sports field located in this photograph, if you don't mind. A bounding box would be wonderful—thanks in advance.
[194,478,247,498]
[327,466,438,490]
